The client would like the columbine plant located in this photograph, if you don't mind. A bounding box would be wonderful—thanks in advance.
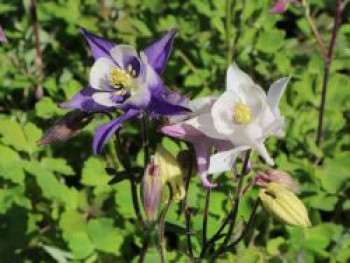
[39,13,320,260]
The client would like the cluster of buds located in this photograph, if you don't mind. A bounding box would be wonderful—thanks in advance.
[141,144,185,221]
[254,169,311,228]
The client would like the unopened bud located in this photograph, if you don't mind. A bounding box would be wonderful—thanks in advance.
[259,182,311,228]
[0,26,7,43]
[156,144,185,202]
[267,169,300,193]
[141,157,163,221]
[38,110,93,146]
[255,169,300,193]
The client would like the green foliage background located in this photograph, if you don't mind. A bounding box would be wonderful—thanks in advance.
[0,0,349,262]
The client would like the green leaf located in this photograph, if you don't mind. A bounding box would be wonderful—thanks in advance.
[256,28,285,53]
[24,161,73,204]
[23,122,43,154]
[81,157,111,187]
[69,232,95,259]
[87,218,123,255]
[267,237,285,256]
[35,97,63,119]
[41,157,74,176]
[0,118,29,152]
[0,145,25,184]
[316,153,350,194]
[42,245,73,263]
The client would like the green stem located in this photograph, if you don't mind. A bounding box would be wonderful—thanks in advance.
[210,150,251,262]
[159,184,173,263]
[223,198,260,252]
[202,186,211,248]
[182,148,194,258]
[226,0,233,65]
[115,131,145,228]
[315,0,342,150]
[140,115,150,165]
[303,2,328,60]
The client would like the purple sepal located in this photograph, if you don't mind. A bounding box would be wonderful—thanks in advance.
[148,76,190,116]
[59,87,120,113]
[93,109,139,155]
[160,124,232,188]
[80,28,116,60]
[149,92,191,116]
[143,28,178,75]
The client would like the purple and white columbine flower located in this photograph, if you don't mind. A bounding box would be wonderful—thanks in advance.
[60,28,189,154]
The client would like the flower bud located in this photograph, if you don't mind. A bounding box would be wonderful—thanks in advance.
[156,144,185,202]
[141,157,163,221]
[267,169,300,193]
[38,110,93,146]
[0,26,7,43]
[259,182,311,228]
[254,169,300,193]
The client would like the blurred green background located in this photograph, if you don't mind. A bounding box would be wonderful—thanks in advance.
[0,0,349,262]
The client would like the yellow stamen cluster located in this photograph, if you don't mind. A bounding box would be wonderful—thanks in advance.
[109,67,132,89]
[126,65,137,77]
[233,102,252,124]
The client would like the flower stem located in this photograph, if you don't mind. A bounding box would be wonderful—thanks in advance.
[115,131,146,228]
[223,198,260,251]
[303,2,328,60]
[202,185,211,248]
[210,150,251,262]
[30,0,43,100]
[159,184,173,263]
[226,0,233,65]
[182,148,194,259]
[315,0,342,150]
[140,115,150,165]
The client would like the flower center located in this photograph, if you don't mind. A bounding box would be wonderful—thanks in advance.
[109,67,133,90]
[233,102,252,124]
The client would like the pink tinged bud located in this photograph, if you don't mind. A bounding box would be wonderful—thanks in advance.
[254,169,300,193]
[267,169,300,193]
[270,0,290,14]
[0,26,7,43]
[37,110,93,146]
[141,157,163,221]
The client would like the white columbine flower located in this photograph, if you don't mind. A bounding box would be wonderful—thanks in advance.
[186,63,290,174]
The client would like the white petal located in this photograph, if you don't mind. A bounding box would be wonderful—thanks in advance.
[211,90,239,136]
[208,146,251,175]
[92,92,118,107]
[189,96,217,114]
[226,62,255,92]
[253,141,274,166]
[124,83,151,108]
[185,113,225,140]
[267,76,290,116]
[110,45,138,68]
[90,57,114,90]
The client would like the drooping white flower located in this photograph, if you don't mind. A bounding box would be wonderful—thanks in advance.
[186,63,290,174]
